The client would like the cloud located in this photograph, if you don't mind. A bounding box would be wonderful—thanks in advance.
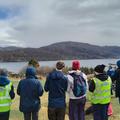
[0,0,120,47]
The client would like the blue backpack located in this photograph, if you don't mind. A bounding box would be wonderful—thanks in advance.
[70,73,87,97]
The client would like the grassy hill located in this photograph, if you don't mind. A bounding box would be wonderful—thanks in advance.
[0,41,120,62]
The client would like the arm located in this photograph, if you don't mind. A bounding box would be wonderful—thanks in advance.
[17,81,21,96]
[44,75,50,92]
[37,81,44,96]
[67,75,73,93]
[9,85,15,99]
[89,80,95,92]
[64,76,68,91]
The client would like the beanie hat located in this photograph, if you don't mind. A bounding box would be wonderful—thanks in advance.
[94,64,106,73]
[117,60,120,68]
[56,61,65,70]
[72,60,80,70]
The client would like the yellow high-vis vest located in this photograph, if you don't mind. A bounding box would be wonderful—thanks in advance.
[91,77,111,104]
[0,82,12,112]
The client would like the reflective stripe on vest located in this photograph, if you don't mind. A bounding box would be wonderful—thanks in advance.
[0,82,12,112]
[91,77,111,104]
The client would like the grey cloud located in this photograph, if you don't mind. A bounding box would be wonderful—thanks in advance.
[0,0,120,47]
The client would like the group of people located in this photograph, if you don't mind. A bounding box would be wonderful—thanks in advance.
[0,59,120,120]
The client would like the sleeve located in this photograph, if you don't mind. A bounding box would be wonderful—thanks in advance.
[17,81,21,96]
[9,85,15,99]
[112,70,119,81]
[67,75,73,93]
[64,76,68,91]
[44,74,50,92]
[89,79,95,92]
[37,81,44,96]
[83,73,88,91]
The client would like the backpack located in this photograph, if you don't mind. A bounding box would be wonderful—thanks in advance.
[70,73,87,97]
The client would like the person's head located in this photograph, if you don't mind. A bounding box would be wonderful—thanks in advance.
[72,60,80,70]
[117,60,120,68]
[28,59,40,68]
[0,69,8,77]
[94,64,106,74]
[56,61,65,70]
[26,67,37,78]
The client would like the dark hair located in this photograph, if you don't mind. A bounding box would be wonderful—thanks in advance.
[28,59,39,68]
[56,61,65,70]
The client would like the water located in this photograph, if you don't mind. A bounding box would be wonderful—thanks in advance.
[0,59,119,73]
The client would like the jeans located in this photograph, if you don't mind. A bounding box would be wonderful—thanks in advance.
[0,111,10,120]
[69,97,86,120]
[24,112,39,120]
[48,107,66,120]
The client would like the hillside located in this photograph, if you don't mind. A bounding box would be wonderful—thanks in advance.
[0,41,120,62]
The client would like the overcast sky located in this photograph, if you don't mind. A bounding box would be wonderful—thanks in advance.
[0,0,120,47]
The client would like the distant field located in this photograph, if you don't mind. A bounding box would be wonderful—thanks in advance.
[9,79,120,120]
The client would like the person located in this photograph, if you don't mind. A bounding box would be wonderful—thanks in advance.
[107,65,116,80]
[89,64,111,120]
[112,60,120,103]
[44,61,68,120]
[67,60,88,120]
[17,67,43,120]
[107,65,116,95]
[28,59,40,69]
[28,59,40,79]
[0,69,15,120]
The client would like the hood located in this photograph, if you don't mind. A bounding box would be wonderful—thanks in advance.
[0,76,10,86]
[95,72,108,81]
[68,70,82,75]
[50,69,64,80]
[26,67,37,78]
[117,60,120,68]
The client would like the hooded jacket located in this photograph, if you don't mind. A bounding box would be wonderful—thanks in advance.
[89,72,109,92]
[17,67,43,112]
[67,70,88,99]
[44,69,68,108]
[0,75,15,100]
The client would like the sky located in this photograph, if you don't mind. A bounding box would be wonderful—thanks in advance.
[0,0,120,47]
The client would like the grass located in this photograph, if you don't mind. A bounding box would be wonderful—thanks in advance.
[9,78,120,120]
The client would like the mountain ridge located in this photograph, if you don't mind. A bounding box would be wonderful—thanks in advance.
[0,41,120,62]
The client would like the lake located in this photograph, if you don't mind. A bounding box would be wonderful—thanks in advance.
[0,59,119,73]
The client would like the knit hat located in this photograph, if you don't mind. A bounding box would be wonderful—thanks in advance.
[56,61,65,70]
[72,60,80,70]
[94,64,106,73]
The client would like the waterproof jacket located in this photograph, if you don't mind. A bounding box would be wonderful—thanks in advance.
[44,69,68,108]
[0,75,15,100]
[17,67,43,112]
[89,73,110,92]
[112,68,120,97]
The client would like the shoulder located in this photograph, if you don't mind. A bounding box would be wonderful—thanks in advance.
[67,74,74,81]
[81,72,87,79]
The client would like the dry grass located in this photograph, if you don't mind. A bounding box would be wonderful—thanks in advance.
[9,79,120,120]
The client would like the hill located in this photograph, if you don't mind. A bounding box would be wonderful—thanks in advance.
[0,41,120,62]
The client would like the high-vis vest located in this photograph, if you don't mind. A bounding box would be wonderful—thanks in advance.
[91,77,111,104]
[0,82,12,112]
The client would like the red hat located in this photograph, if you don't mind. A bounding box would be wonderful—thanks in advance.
[72,60,80,70]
